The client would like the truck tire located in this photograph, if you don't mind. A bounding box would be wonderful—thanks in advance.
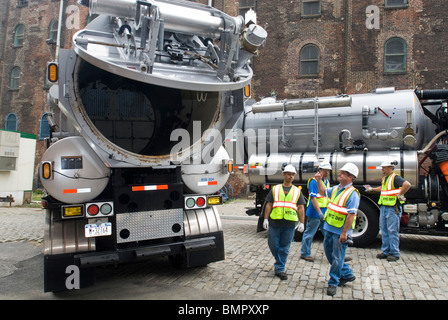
[352,199,379,247]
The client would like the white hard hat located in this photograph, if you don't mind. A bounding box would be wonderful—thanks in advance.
[340,163,359,178]
[380,160,397,167]
[283,164,297,174]
[319,162,332,170]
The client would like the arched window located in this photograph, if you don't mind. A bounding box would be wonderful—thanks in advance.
[14,24,25,47]
[384,38,406,73]
[5,113,18,131]
[10,67,21,90]
[39,113,51,140]
[48,19,58,44]
[300,44,320,76]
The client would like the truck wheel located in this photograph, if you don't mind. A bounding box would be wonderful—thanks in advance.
[352,199,379,247]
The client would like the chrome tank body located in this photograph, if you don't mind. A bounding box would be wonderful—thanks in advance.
[248,150,418,187]
[43,0,267,201]
[243,89,430,153]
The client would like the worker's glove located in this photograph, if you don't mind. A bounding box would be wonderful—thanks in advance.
[318,212,325,222]
[364,185,372,192]
[397,194,406,202]
[296,222,304,233]
[263,219,269,230]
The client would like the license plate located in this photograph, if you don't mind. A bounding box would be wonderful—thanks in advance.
[85,223,112,238]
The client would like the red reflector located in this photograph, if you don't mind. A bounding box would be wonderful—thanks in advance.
[196,197,206,207]
[87,204,99,216]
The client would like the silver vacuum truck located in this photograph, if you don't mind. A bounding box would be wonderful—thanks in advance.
[40,0,266,291]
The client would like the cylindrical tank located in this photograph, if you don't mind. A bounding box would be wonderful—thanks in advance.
[243,89,429,153]
[247,150,418,187]
[181,146,230,194]
[90,0,231,38]
[40,136,110,203]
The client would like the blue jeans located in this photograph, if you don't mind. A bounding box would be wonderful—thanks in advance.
[268,225,295,273]
[379,205,402,257]
[300,217,325,257]
[323,231,354,287]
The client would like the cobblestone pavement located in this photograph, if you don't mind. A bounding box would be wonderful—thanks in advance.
[2,202,448,300]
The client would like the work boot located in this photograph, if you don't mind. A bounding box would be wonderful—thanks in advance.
[275,272,288,280]
[338,276,356,286]
[327,285,337,296]
[376,253,388,259]
[301,256,314,262]
[387,255,400,262]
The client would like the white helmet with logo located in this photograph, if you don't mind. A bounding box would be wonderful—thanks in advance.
[340,163,359,178]
[380,159,397,167]
[318,162,332,170]
[282,164,297,174]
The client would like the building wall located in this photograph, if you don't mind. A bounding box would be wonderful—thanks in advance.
[252,0,448,100]
[0,0,88,188]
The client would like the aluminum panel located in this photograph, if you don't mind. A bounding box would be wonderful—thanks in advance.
[116,208,183,243]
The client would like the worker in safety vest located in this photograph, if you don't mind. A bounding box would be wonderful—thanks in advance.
[300,161,332,262]
[315,162,360,296]
[263,164,306,280]
[364,160,411,262]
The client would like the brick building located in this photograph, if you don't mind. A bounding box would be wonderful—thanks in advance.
[0,0,88,186]
[252,0,448,99]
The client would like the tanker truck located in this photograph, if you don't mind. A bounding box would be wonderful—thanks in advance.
[235,87,448,247]
[40,0,266,292]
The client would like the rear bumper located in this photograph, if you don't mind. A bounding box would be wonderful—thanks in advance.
[75,234,223,267]
[44,232,224,292]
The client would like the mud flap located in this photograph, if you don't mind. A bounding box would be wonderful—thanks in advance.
[44,254,95,292]
[185,231,225,268]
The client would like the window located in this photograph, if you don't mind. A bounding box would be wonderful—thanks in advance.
[17,0,28,8]
[48,19,58,44]
[5,114,18,131]
[39,113,51,140]
[10,67,21,90]
[385,0,408,8]
[300,44,320,76]
[302,0,321,17]
[14,24,25,47]
[238,0,256,17]
[384,38,406,73]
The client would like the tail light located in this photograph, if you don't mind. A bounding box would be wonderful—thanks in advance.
[86,201,114,218]
[41,199,49,208]
[41,161,53,180]
[184,195,207,210]
[87,204,99,216]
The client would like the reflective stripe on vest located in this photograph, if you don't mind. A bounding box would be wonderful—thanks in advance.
[378,173,403,206]
[306,178,330,208]
[325,186,357,229]
[270,184,300,221]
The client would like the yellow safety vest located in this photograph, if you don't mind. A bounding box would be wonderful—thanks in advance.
[325,186,358,229]
[270,184,301,222]
[378,173,404,206]
[306,178,330,208]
